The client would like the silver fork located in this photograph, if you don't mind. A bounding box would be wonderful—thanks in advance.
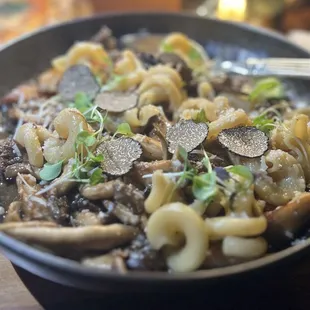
[216,58,310,79]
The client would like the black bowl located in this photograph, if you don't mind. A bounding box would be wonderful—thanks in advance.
[1,11,310,301]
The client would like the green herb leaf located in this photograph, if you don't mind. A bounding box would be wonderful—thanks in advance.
[226,165,254,189]
[252,114,275,133]
[192,171,217,202]
[115,123,134,137]
[202,149,212,173]
[89,153,104,163]
[188,47,201,61]
[249,77,284,103]
[160,42,174,53]
[39,161,63,181]
[193,109,208,124]
[178,145,188,162]
[76,131,97,147]
[74,92,93,113]
[90,168,105,185]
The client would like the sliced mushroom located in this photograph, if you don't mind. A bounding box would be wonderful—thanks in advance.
[0,182,18,209]
[38,69,61,95]
[264,192,310,250]
[103,200,140,226]
[158,52,193,85]
[46,195,69,225]
[0,221,57,231]
[82,253,127,273]
[113,180,145,214]
[16,174,52,221]
[3,224,138,251]
[4,201,22,222]
[130,159,183,186]
[80,180,116,200]
[90,26,117,50]
[52,159,77,196]
[71,210,103,226]
[5,163,33,179]
[132,134,163,160]
[126,233,166,271]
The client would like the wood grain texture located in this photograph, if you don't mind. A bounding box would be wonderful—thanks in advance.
[0,255,41,310]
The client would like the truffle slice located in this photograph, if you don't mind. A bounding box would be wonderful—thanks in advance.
[166,120,209,154]
[58,64,100,101]
[94,92,138,113]
[218,126,269,158]
[96,138,142,175]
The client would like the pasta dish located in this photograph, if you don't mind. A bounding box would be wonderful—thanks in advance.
[0,26,309,273]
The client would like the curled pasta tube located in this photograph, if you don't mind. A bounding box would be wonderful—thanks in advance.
[123,105,162,129]
[255,150,305,206]
[207,108,252,141]
[197,81,215,100]
[231,188,255,217]
[176,98,229,122]
[271,114,310,183]
[138,65,184,111]
[205,216,267,239]
[144,170,183,213]
[103,50,146,92]
[146,202,208,272]
[222,236,268,258]
[52,42,110,80]
[43,108,92,163]
[159,33,208,70]
[15,123,53,167]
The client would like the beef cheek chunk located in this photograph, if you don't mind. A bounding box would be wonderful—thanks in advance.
[126,233,166,271]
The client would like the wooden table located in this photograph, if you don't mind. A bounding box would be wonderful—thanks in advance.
[0,254,41,310]
[2,250,310,310]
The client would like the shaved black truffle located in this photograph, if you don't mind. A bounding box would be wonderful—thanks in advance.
[94,92,138,113]
[218,126,269,158]
[58,65,100,101]
[166,120,209,154]
[96,138,142,175]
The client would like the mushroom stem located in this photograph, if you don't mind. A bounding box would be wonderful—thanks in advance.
[264,192,310,250]
[3,224,138,251]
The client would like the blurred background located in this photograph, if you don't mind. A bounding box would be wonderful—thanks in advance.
[0,0,309,49]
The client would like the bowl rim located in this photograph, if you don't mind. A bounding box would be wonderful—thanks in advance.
[1,11,310,283]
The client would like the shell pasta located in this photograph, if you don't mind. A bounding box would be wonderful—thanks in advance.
[1,26,310,273]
